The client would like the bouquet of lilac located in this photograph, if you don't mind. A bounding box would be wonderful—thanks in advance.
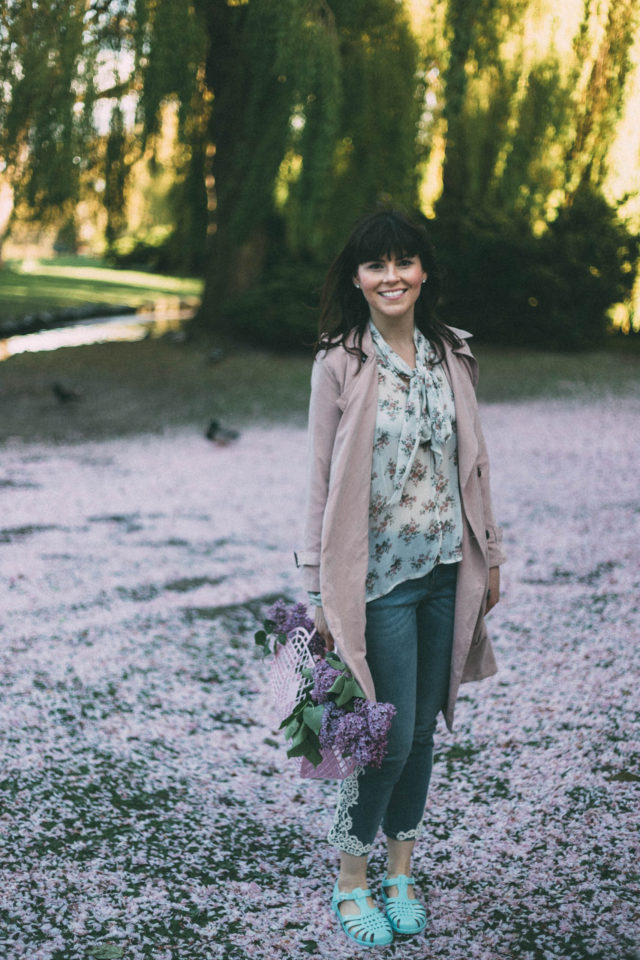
[256,600,396,776]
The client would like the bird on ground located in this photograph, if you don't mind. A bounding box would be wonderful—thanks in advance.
[52,382,82,402]
[205,419,240,445]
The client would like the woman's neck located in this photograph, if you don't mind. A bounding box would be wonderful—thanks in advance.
[371,315,416,368]
[371,314,415,345]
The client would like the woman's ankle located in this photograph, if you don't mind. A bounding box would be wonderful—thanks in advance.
[338,852,369,891]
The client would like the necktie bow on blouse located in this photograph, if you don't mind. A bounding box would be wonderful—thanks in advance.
[370,321,454,505]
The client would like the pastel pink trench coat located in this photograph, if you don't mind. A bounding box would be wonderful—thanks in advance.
[296,325,506,731]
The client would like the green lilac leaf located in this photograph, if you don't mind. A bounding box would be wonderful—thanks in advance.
[302,704,324,734]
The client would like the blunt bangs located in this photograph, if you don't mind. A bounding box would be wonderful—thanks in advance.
[317,206,459,360]
[350,212,424,269]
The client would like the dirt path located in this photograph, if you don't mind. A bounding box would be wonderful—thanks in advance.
[1,401,639,959]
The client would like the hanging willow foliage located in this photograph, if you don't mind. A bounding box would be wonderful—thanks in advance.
[0,0,98,217]
[1,0,638,344]
[287,0,421,260]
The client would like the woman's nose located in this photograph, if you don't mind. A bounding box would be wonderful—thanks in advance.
[382,260,399,281]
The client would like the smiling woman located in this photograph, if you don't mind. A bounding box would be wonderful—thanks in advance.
[292,208,506,949]
[354,254,427,367]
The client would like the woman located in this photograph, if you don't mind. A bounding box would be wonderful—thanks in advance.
[296,209,506,947]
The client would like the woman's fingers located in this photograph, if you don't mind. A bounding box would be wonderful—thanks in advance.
[314,606,335,651]
[485,565,500,614]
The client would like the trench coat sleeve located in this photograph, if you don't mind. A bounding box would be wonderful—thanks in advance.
[448,338,506,569]
[297,354,342,593]
[464,355,507,569]
[474,413,507,568]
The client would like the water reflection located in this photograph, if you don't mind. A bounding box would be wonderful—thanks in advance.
[0,308,194,361]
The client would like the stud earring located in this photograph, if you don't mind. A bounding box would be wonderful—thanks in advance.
[422,278,427,285]
[354,283,360,289]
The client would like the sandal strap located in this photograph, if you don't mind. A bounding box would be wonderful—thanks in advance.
[342,911,392,932]
[386,898,427,917]
[382,874,415,892]
[332,884,372,906]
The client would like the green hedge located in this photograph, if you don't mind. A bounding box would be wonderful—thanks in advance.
[218,189,638,352]
[220,259,325,351]
[431,189,639,350]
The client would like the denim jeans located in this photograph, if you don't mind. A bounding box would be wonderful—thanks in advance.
[327,562,457,857]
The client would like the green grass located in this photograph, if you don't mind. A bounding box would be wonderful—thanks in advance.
[0,253,637,443]
[1,331,638,444]
[0,334,313,443]
[472,339,640,402]
[0,256,202,317]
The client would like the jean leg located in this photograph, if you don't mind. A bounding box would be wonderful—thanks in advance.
[383,563,457,839]
[327,579,421,856]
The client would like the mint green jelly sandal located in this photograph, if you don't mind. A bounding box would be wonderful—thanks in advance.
[381,875,427,935]
[331,883,394,947]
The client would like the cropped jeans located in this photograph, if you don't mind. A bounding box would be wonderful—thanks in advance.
[327,562,457,857]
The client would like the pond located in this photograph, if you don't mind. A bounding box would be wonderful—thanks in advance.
[0,305,194,361]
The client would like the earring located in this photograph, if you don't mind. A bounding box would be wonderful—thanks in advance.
[422,278,427,285]
[354,283,360,289]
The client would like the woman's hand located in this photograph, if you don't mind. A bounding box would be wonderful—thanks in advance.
[314,606,335,652]
[485,566,500,614]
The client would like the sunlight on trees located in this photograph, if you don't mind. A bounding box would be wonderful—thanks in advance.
[0,0,638,343]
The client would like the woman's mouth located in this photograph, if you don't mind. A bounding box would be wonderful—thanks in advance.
[379,289,406,300]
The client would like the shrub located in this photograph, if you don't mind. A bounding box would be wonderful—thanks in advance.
[431,189,639,350]
[220,259,325,351]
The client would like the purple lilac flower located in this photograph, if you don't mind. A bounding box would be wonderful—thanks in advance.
[318,701,343,749]
[333,708,368,761]
[266,600,314,636]
[332,699,396,768]
[311,659,342,704]
[360,700,396,768]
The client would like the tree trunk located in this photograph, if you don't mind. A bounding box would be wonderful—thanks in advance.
[193,0,293,331]
[0,178,15,268]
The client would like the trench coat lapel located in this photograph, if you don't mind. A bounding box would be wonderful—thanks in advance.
[320,327,378,702]
[441,333,479,493]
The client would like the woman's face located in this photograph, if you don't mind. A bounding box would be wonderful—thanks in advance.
[354,253,426,328]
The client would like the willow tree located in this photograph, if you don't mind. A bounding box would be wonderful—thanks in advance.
[215,0,421,346]
[415,0,640,347]
[282,0,421,261]
[0,0,98,255]
[420,0,640,222]
[190,0,343,319]
[0,0,422,332]
[133,0,420,322]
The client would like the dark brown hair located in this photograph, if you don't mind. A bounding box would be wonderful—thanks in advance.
[316,208,461,361]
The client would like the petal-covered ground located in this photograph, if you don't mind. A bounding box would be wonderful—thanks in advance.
[0,398,639,960]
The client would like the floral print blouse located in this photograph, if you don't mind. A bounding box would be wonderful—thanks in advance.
[366,320,463,602]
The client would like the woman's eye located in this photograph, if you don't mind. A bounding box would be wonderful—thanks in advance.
[398,258,414,267]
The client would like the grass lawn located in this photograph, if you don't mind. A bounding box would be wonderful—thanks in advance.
[0,256,202,318]
[0,255,638,442]
[0,334,312,443]
[1,329,639,444]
